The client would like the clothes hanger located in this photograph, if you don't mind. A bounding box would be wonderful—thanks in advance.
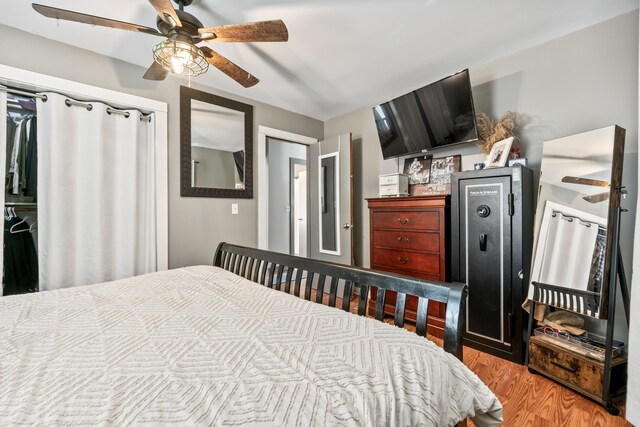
[10,215,30,234]
[29,220,37,233]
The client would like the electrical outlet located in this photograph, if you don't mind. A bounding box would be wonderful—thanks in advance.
[231,203,239,215]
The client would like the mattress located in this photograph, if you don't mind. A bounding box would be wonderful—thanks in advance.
[0,266,502,426]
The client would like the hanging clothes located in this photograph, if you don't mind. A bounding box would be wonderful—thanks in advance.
[3,216,38,295]
[6,117,23,192]
[24,117,37,199]
[5,117,16,176]
[5,116,37,198]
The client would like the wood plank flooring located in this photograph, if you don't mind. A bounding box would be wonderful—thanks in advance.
[311,290,632,426]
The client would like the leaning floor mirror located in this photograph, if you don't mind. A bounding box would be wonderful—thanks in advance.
[180,86,253,198]
[528,125,625,319]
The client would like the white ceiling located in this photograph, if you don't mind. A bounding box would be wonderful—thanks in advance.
[2,0,638,121]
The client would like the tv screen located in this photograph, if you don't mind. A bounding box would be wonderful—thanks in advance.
[373,69,478,159]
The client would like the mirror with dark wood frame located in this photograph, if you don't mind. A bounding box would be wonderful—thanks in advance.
[180,86,253,198]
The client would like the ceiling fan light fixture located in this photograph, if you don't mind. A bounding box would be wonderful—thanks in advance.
[152,39,209,76]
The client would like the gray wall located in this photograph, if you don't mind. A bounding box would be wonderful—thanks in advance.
[267,138,307,254]
[191,147,236,189]
[324,11,638,339]
[0,24,324,268]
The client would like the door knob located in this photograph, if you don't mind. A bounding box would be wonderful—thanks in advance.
[343,223,353,230]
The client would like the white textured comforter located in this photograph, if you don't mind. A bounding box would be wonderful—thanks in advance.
[0,266,502,426]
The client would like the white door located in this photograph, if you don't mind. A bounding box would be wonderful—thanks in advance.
[309,133,353,265]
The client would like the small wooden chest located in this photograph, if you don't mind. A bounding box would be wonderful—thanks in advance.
[528,335,627,404]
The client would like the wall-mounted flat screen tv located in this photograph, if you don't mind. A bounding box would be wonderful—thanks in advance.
[373,69,478,159]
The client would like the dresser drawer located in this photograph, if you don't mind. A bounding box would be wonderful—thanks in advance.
[372,230,440,252]
[372,248,440,275]
[372,210,440,230]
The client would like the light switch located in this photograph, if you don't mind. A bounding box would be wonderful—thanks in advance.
[231,203,239,215]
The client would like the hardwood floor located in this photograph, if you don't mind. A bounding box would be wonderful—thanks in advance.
[463,345,630,426]
[313,290,632,426]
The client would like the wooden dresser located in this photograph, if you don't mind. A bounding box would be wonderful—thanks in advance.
[367,196,450,337]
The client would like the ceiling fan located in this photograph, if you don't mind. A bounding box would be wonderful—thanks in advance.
[32,0,289,88]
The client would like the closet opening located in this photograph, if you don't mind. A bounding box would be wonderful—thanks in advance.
[4,87,41,296]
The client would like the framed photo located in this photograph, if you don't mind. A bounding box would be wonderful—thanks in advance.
[403,155,432,185]
[410,155,461,196]
[485,137,514,168]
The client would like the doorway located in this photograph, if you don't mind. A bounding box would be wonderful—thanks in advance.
[266,137,308,255]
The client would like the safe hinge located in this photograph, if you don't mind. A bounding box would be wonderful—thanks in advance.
[508,193,515,216]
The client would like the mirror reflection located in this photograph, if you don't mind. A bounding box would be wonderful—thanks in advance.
[319,152,340,255]
[529,125,624,318]
[190,100,245,189]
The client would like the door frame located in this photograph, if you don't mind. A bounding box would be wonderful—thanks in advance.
[289,158,307,256]
[257,126,317,251]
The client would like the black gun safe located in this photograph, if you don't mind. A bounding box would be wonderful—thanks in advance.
[451,165,534,364]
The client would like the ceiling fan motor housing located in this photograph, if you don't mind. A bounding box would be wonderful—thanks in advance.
[173,0,194,8]
[156,10,203,40]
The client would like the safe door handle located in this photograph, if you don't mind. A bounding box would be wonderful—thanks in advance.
[396,257,409,264]
[551,361,577,373]
[397,217,410,224]
[479,234,487,251]
[396,236,410,242]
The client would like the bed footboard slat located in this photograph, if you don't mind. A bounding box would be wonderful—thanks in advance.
[260,261,268,286]
[328,277,339,307]
[238,256,247,277]
[374,288,386,321]
[267,263,277,288]
[342,280,353,312]
[394,293,407,328]
[415,297,429,337]
[316,275,327,304]
[246,258,256,280]
[284,268,294,294]
[304,272,315,301]
[275,264,285,291]
[294,270,303,297]
[357,284,369,316]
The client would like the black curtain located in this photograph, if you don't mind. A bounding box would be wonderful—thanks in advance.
[233,150,245,182]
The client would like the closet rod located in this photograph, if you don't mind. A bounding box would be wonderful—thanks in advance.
[5,202,37,207]
[0,87,47,101]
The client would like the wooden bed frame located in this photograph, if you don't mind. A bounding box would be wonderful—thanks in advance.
[214,242,468,360]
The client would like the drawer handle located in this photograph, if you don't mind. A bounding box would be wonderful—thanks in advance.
[397,217,410,224]
[551,361,577,373]
[396,236,410,242]
[396,257,409,264]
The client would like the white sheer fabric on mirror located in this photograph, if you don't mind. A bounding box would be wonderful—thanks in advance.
[37,93,156,290]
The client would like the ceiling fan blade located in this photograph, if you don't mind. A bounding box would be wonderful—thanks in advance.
[200,47,259,88]
[143,61,169,81]
[561,176,610,187]
[148,0,182,28]
[199,20,288,42]
[32,4,162,36]
[583,192,610,204]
